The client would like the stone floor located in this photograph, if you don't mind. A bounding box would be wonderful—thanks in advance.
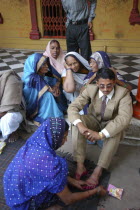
[59,133,140,210]
[0,49,140,96]
[0,49,140,209]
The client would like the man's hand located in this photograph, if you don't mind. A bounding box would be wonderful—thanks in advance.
[86,129,101,141]
[88,22,93,30]
[64,62,70,70]
[77,122,89,136]
[49,86,60,97]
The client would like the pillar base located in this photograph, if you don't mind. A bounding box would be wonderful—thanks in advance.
[133,102,140,119]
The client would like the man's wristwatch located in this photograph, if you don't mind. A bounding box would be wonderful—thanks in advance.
[98,132,104,139]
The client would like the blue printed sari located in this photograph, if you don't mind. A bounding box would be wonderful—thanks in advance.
[22,53,64,125]
[3,118,68,210]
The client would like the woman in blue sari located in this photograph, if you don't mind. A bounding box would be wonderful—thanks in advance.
[22,53,66,126]
[3,118,106,210]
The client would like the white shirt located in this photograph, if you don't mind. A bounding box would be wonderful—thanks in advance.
[73,88,115,138]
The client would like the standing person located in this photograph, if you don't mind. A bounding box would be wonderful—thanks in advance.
[3,118,106,210]
[68,68,132,189]
[61,0,97,61]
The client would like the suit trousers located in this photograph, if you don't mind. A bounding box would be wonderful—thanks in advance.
[66,23,92,61]
[71,115,123,169]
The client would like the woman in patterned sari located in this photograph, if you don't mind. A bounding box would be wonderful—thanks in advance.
[3,118,106,210]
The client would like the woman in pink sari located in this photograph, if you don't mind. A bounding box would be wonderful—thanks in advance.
[43,40,68,113]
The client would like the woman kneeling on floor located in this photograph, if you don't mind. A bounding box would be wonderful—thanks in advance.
[3,118,106,210]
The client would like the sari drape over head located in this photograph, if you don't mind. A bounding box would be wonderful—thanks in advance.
[84,51,125,82]
[22,53,63,125]
[43,41,65,75]
[63,52,91,103]
[3,118,68,210]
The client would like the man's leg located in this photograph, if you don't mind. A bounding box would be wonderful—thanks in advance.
[86,132,122,185]
[0,112,23,142]
[77,24,92,61]
[66,24,79,53]
[71,115,100,176]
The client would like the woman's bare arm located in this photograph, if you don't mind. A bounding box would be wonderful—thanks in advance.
[63,69,76,93]
[63,62,76,93]
[57,184,106,205]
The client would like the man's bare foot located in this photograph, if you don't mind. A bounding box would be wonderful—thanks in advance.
[8,131,19,143]
[86,166,103,186]
[75,162,87,180]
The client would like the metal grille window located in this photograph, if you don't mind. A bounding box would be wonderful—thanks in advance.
[42,0,66,38]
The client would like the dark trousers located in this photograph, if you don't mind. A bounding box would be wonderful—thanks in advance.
[66,23,92,61]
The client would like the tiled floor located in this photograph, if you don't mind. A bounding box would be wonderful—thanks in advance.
[0,49,140,95]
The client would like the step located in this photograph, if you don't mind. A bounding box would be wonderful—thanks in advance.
[121,117,140,146]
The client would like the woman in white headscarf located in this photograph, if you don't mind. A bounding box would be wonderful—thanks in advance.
[83,51,132,91]
[62,52,92,103]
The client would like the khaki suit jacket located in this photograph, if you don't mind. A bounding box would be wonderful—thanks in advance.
[68,84,133,138]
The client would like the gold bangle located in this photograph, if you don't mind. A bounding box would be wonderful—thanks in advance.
[99,132,103,139]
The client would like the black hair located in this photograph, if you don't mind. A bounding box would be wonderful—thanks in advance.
[65,121,69,132]
[50,40,60,48]
[96,68,116,81]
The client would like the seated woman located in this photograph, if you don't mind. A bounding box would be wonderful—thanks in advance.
[3,118,107,210]
[83,51,132,91]
[0,70,25,143]
[62,52,92,103]
[43,40,68,112]
[22,53,64,126]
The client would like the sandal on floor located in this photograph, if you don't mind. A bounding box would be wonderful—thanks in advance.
[75,170,88,180]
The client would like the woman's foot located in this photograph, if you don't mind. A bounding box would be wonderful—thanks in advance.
[75,162,87,180]
[8,131,19,143]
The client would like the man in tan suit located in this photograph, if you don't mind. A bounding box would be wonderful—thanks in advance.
[68,68,132,188]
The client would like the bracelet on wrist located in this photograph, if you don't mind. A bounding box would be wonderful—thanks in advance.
[99,132,104,139]
[66,68,71,71]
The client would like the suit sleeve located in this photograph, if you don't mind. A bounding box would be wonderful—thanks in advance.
[104,91,133,137]
[68,88,91,123]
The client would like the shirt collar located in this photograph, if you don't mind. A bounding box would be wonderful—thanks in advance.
[99,88,114,100]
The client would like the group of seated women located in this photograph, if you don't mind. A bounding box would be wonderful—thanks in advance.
[22,40,133,126]
[3,40,134,209]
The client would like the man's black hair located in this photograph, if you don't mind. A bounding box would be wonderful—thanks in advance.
[96,68,116,81]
